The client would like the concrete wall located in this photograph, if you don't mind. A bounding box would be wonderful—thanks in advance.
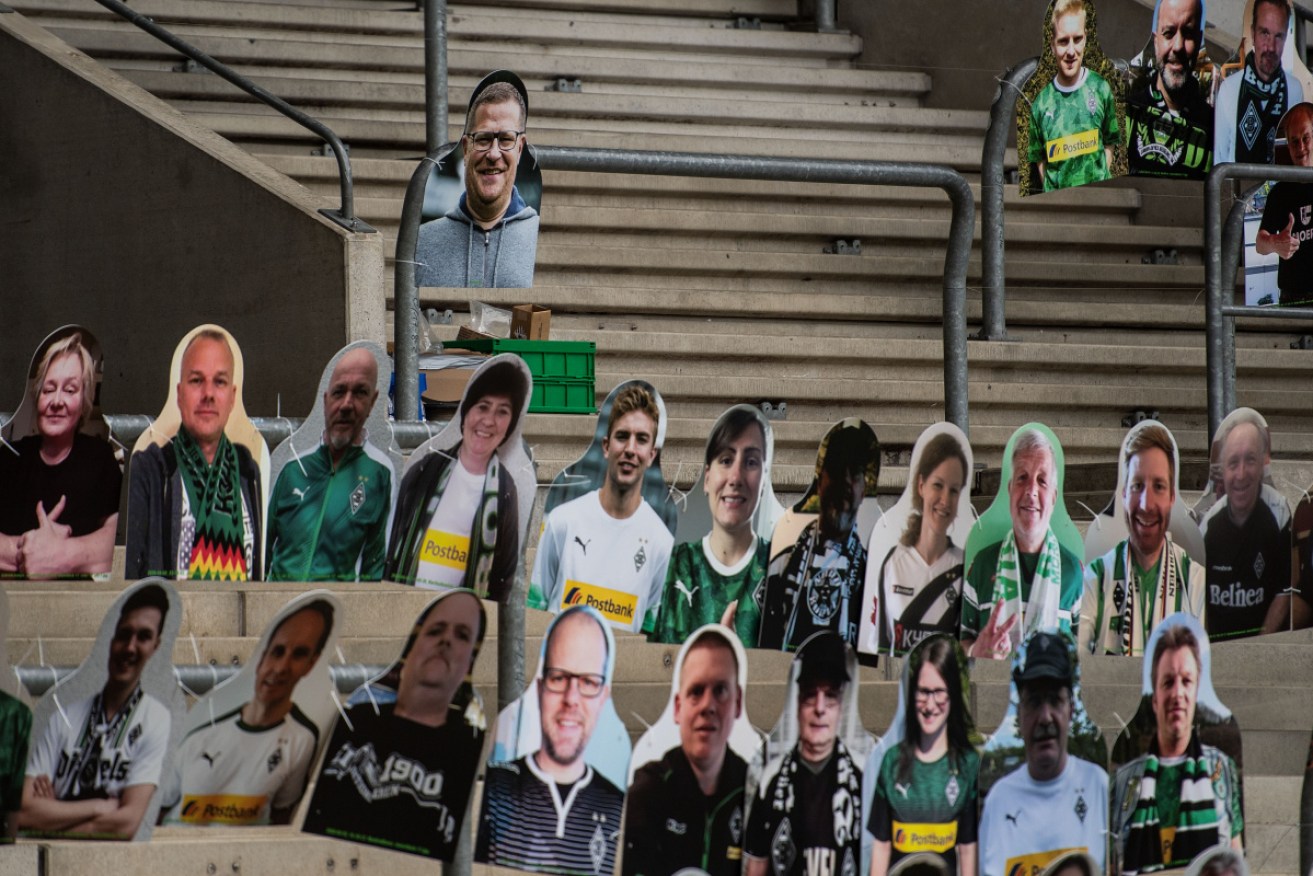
[0,12,385,417]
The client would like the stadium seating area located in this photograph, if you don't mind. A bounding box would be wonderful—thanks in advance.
[3,0,1313,873]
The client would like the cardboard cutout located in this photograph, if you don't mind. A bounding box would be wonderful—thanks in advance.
[1244,102,1313,306]
[125,324,270,581]
[0,589,33,842]
[416,70,541,289]
[860,424,974,659]
[529,379,677,633]
[652,405,783,649]
[1109,613,1245,872]
[20,579,184,841]
[1081,420,1207,656]
[962,424,1083,660]
[1018,0,1127,195]
[865,635,982,876]
[742,633,873,876]
[759,419,881,653]
[266,342,399,582]
[977,631,1108,876]
[623,624,763,876]
[1215,0,1309,166]
[0,326,121,580]
[1198,408,1296,639]
[160,591,341,826]
[386,354,535,600]
[1125,0,1215,180]
[476,605,629,875]
[303,589,487,860]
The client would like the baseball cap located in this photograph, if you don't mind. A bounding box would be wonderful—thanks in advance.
[1012,631,1074,687]
[796,632,852,688]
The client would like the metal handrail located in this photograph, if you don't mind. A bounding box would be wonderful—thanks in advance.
[16,663,386,697]
[814,0,837,32]
[979,57,1039,341]
[90,0,373,233]
[392,146,976,436]
[1205,163,1313,439]
[424,0,448,154]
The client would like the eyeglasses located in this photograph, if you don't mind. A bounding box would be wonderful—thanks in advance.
[914,687,949,705]
[542,668,605,698]
[466,130,523,152]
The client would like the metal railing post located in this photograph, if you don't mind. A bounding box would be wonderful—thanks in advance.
[394,154,440,425]
[1205,167,1228,441]
[814,0,837,32]
[979,57,1038,342]
[424,0,448,154]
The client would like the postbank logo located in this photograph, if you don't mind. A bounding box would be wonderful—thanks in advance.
[892,821,956,854]
[1046,129,1099,162]
[180,794,265,825]
[421,529,470,569]
[563,581,637,625]
[1005,847,1083,876]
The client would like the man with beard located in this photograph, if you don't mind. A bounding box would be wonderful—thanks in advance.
[266,347,394,581]
[21,584,172,839]
[961,430,1082,660]
[1256,103,1313,305]
[477,607,624,875]
[978,632,1107,876]
[125,329,262,580]
[1081,424,1205,656]
[1126,0,1213,178]
[624,627,748,876]
[758,419,878,651]
[744,634,862,876]
[1110,624,1243,871]
[1215,0,1304,164]
[1200,413,1300,638]
[161,601,332,826]
[530,384,674,633]
[416,70,538,288]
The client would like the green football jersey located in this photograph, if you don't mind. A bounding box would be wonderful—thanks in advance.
[649,537,768,648]
[871,745,979,868]
[1028,68,1119,192]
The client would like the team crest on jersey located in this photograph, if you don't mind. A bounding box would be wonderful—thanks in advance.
[945,775,959,807]
[350,482,366,515]
[1074,793,1088,823]
[589,823,607,874]
[944,587,957,606]
[729,805,743,844]
[1086,92,1097,115]
[128,724,142,746]
[841,848,857,876]
[1254,552,1265,579]
[634,541,647,572]
[267,747,282,774]
[771,817,796,876]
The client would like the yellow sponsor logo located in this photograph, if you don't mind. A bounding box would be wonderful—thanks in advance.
[421,529,470,570]
[179,794,266,825]
[562,581,637,624]
[892,821,957,854]
[1005,847,1085,876]
[1045,129,1099,162]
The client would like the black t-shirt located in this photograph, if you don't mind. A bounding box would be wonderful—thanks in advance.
[302,703,483,860]
[1204,497,1291,640]
[0,433,121,537]
[1125,80,1213,180]
[744,748,863,876]
[1259,181,1313,305]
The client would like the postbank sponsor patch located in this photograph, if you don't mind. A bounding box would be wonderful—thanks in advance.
[1005,847,1084,876]
[421,530,470,570]
[180,794,265,825]
[892,821,956,854]
[563,580,637,625]
[1046,130,1099,162]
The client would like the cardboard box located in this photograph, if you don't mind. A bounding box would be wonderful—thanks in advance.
[456,325,496,342]
[421,354,489,404]
[511,304,551,340]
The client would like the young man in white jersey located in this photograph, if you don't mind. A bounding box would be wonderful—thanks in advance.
[530,384,674,632]
[21,584,173,839]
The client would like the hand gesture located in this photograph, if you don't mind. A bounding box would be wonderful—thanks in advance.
[1273,214,1302,260]
[968,598,1019,661]
[21,496,73,579]
[720,600,738,629]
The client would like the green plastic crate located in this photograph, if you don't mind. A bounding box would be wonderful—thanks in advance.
[443,339,596,414]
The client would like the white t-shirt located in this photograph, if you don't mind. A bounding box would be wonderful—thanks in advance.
[979,755,1108,876]
[161,706,319,825]
[414,460,485,590]
[530,490,674,632]
[28,688,171,800]
[879,541,964,648]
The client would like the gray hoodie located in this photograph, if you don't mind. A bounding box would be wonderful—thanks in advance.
[415,186,539,288]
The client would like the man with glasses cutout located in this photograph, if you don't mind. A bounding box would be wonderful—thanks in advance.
[476,606,624,875]
[416,70,539,288]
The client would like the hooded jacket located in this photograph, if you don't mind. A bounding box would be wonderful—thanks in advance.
[415,187,539,288]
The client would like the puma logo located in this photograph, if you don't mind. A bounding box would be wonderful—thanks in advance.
[202,751,218,768]
[1005,812,1020,826]
[674,580,699,607]
[292,488,306,500]
[894,783,910,798]
[574,536,590,554]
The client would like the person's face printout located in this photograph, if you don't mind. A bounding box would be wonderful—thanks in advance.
[1018,679,1072,781]
[1220,422,1265,521]
[1153,0,1203,97]
[1253,1,1289,83]
[108,606,163,690]
[461,393,514,467]
[462,100,524,217]
[37,353,85,443]
[674,641,740,768]
[400,592,481,703]
[915,660,950,740]
[918,456,966,543]
[797,682,842,762]
[1289,112,1313,167]
[705,424,764,534]
[1124,447,1174,565]
[1052,10,1088,87]
[322,350,378,452]
[818,466,864,541]
[177,335,236,448]
[1008,447,1058,551]
[1152,644,1200,752]
[253,608,326,708]
[602,410,658,492]
[537,612,609,775]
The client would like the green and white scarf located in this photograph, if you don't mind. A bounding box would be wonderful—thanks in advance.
[1118,536,1183,657]
[1122,731,1221,874]
[176,428,248,581]
[994,527,1062,642]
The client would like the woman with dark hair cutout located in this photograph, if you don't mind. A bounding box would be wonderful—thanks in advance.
[869,635,980,876]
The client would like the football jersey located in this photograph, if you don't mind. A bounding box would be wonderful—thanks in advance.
[978,757,1107,876]
[869,746,979,871]
[1259,181,1313,305]
[1201,483,1292,640]
[1125,81,1213,180]
[1028,68,1119,192]
[745,745,864,876]
[162,705,319,825]
[876,542,964,656]
[529,490,673,633]
[414,460,484,589]
[650,536,768,648]
[27,687,170,802]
